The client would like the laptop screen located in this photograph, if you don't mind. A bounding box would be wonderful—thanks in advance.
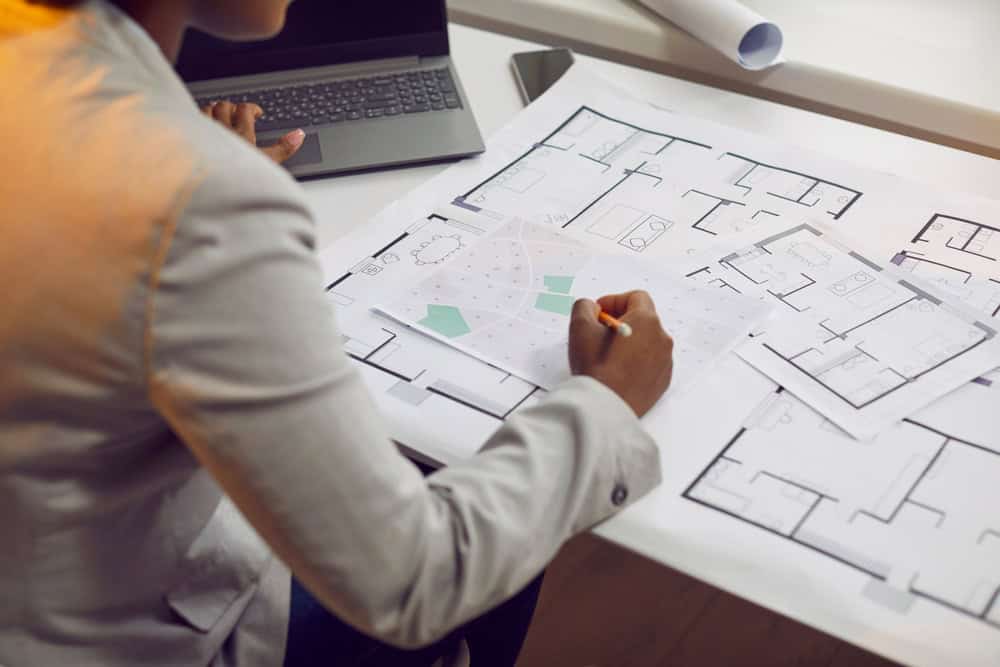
[176,0,449,82]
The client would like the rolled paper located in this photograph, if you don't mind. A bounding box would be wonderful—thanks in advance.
[638,0,784,70]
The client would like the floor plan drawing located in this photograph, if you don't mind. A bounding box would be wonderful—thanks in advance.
[683,223,999,437]
[913,214,1000,262]
[323,213,547,462]
[314,66,1000,666]
[889,214,1000,318]
[686,386,1000,631]
[451,106,863,257]
[378,218,769,391]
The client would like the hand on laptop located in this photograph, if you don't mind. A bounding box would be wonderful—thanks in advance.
[201,100,305,164]
[568,291,674,417]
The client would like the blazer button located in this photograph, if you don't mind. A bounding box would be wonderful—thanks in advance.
[611,484,629,506]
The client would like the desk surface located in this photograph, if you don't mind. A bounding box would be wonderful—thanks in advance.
[301,21,1000,664]
[447,0,1000,159]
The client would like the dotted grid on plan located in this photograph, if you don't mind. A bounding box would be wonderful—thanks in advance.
[377,217,769,392]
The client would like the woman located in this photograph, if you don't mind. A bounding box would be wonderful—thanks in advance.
[0,1,674,665]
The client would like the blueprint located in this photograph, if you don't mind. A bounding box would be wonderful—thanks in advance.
[453,104,861,258]
[314,65,874,463]
[680,223,1000,438]
[686,381,1000,641]
[378,217,769,392]
[314,65,1000,666]
[833,181,1000,322]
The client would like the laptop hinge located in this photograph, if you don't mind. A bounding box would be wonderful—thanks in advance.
[188,56,423,94]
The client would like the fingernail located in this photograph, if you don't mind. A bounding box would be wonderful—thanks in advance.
[286,129,305,148]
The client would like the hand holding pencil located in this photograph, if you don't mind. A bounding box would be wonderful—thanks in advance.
[568,290,674,417]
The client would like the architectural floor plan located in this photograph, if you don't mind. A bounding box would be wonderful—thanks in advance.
[316,66,1000,666]
[890,213,1000,318]
[684,223,998,437]
[379,217,768,391]
[318,82,872,460]
[323,211,544,463]
[454,106,862,257]
[686,381,1000,631]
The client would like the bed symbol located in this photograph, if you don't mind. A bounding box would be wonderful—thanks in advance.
[829,271,875,297]
[619,215,673,253]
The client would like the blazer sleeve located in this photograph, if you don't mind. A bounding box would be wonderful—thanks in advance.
[146,157,662,649]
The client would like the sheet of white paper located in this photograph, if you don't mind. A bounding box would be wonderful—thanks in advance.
[375,217,770,393]
[312,64,1000,665]
[909,368,1000,448]
[833,181,1000,321]
[605,374,1000,667]
[678,222,1000,439]
[639,0,783,69]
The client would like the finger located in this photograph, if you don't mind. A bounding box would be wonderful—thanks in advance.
[201,101,217,117]
[597,290,655,317]
[261,129,306,164]
[570,298,608,343]
[232,103,263,143]
[570,298,601,327]
[211,100,236,126]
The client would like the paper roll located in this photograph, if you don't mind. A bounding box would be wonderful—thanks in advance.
[638,0,784,70]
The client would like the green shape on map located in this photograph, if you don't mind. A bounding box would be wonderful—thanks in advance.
[534,292,575,316]
[543,275,575,294]
[419,305,472,338]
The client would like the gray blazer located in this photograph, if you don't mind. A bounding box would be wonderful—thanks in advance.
[0,3,661,665]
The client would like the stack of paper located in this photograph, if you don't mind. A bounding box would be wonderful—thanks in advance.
[317,65,1000,667]
[377,216,771,393]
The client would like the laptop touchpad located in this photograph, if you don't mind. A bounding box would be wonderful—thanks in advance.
[257,132,323,169]
[282,132,323,169]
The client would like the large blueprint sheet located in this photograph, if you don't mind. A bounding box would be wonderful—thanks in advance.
[316,66,1000,666]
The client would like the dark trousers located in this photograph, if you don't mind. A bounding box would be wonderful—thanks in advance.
[283,574,543,667]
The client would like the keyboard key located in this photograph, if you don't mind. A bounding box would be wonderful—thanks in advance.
[386,106,401,116]
[431,102,445,111]
[444,96,460,109]
[346,111,362,120]
[404,103,430,113]
[257,117,301,131]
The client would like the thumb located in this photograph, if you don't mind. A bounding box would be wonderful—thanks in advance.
[262,129,306,164]
[568,298,609,375]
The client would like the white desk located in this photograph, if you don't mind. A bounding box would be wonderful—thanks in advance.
[302,21,1000,662]
[447,0,1000,159]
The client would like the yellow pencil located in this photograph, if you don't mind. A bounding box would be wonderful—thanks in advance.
[598,310,633,337]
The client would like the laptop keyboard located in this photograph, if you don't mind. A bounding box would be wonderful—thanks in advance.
[195,68,462,132]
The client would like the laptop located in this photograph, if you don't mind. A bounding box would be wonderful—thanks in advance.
[175,0,485,178]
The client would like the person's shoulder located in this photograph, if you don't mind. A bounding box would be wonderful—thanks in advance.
[181,113,309,219]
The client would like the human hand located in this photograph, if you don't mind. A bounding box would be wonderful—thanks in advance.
[201,100,305,164]
[568,290,674,417]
